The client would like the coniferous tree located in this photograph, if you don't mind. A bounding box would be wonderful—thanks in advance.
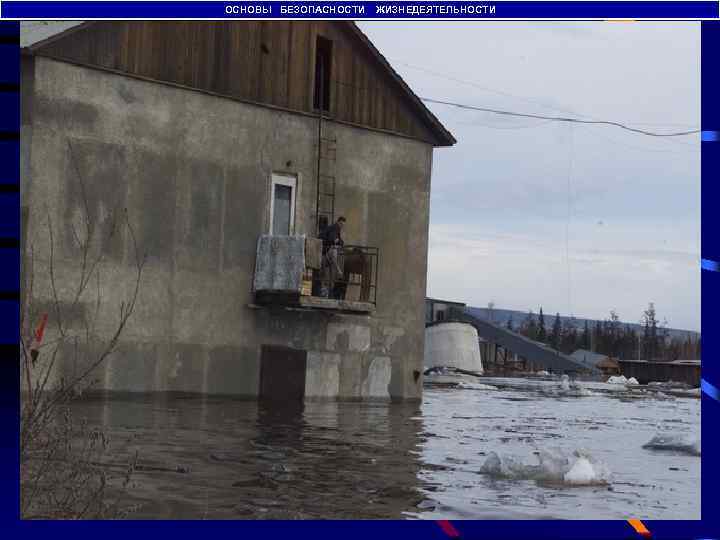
[607,311,621,357]
[522,310,538,340]
[537,307,547,343]
[642,303,659,360]
[560,322,578,354]
[550,312,562,350]
[581,321,591,350]
[593,321,603,354]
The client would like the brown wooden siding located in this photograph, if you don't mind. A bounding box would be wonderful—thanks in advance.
[35,21,447,145]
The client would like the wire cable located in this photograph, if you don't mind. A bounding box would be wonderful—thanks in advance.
[329,77,699,137]
[419,97,700,137]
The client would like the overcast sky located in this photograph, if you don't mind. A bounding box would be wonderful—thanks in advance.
[359,22,701,332]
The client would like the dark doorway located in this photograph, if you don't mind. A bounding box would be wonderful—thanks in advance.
[313,36,333,111]
[259,345,307,403]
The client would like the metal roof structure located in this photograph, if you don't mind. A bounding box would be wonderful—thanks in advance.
[569,349,609,368]
[448,308,601,374]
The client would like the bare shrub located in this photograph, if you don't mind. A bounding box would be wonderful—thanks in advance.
[20,140,146,519]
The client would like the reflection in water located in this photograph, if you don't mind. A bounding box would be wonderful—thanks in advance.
[78,395,424,519]
[71,377,700,520]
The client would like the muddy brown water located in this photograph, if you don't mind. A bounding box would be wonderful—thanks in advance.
[70,376,700,519]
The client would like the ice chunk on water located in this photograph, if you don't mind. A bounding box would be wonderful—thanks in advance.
[457,381,499,391]
[479,448,611,486]
[642,433,700,456]
[564,457,608,485]
[607,375,639,385]
[479,452,529,479]
[536,449,571,480]
[550,375,592,397]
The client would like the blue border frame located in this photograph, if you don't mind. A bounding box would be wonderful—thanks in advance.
[0,1,718,19]
[700,17,720,539]
[2,9,718,539]
[0,17,20,528]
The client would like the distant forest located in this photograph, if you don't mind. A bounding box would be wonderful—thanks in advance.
[477,303,701,361]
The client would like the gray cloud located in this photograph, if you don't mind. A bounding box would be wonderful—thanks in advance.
[360,22,701,331]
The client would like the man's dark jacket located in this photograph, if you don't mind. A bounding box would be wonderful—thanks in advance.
[322,223,344,249]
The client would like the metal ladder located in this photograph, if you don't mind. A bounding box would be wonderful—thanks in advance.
[316,126,337,235]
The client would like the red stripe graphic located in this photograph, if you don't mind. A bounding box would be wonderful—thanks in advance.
[436,520,460,538]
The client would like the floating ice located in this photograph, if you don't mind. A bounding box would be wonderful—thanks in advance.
[479,452,528,479]
[457,381,499,391]
[479,448,611,486]
[642,433,701,456]
[606,375,639,385]
[564,457,602,485]
[550,375,592,397]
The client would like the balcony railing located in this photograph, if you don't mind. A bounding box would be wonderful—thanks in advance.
[253,235,378,313]
[307,244,378,306]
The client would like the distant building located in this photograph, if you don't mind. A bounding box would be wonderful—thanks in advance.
[425,298,466,325]
[570,349,620,376]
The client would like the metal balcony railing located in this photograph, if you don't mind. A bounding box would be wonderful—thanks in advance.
[308,244,379,306]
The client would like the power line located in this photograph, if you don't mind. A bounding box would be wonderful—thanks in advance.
[329,76,699,138]
[393,59,590,119]
[420,97,701,137]
[393,59,700,129]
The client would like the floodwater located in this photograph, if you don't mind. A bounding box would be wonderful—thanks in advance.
[73,376,700,520]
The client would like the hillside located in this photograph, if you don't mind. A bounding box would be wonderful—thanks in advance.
[466,307,699,342]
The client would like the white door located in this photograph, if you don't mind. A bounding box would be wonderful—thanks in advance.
[270,173,297,235]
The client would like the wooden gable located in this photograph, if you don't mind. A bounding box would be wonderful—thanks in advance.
[28,21,455,147]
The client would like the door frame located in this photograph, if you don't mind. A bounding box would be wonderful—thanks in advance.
[269,172,298,235]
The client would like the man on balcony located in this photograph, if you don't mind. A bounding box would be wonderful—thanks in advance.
[322,217,346,299]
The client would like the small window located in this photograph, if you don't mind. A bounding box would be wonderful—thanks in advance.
[270,174,297,235]
[313,36,332,112]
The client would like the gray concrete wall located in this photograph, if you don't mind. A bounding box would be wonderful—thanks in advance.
[22,57,433,401]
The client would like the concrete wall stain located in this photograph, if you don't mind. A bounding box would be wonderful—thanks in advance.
[23,57,435,402]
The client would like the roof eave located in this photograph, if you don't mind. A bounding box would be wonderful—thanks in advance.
[21,21,93,52]
[344,22,456,148]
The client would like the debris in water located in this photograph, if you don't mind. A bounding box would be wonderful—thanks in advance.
[642,433,700,456]
[457,381,499,391]
[479,448,611,486]
[546,375,592,397]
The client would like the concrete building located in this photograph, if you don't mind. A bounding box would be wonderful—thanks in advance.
[425,297,467,325]
[424,322,484,374]
[20,22,455,401]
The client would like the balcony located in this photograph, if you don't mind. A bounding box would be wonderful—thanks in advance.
[252,235,378,314]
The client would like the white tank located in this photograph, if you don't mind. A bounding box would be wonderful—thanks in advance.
[424,322,484,374]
